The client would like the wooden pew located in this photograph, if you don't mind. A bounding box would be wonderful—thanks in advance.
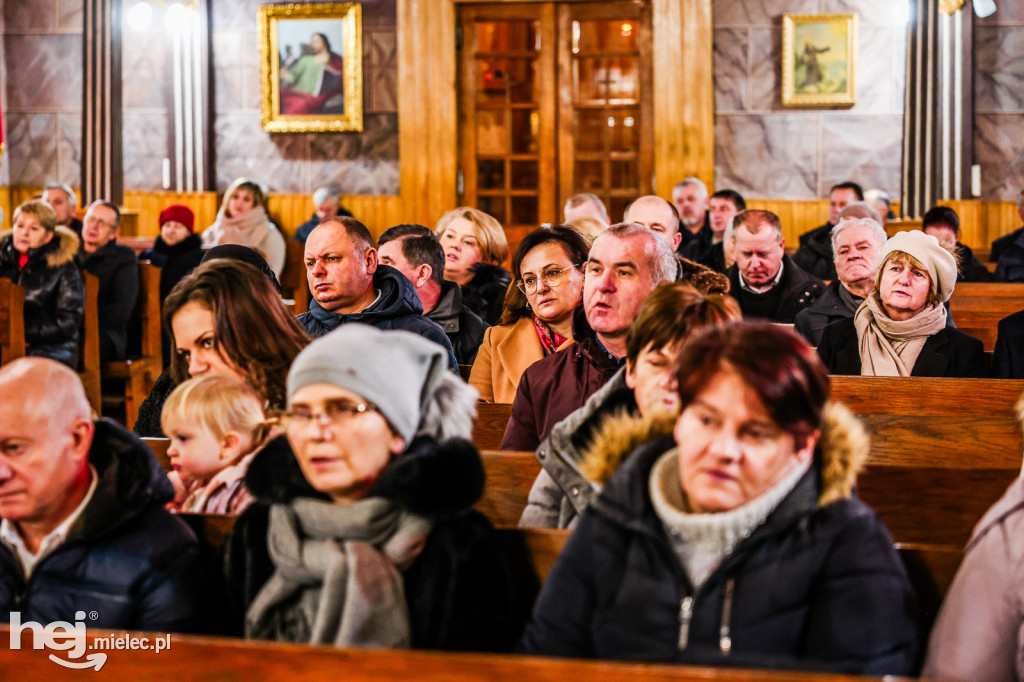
[949,282,1024,350]
[0,626,925,681]
[279,240,309,315]
[102,263,162,430]
[0,278,26,364]
[78,272,102,414]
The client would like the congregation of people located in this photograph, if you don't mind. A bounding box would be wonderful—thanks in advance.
[4,177,1024,681]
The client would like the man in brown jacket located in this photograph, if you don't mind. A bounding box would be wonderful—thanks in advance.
[500,224,677,451]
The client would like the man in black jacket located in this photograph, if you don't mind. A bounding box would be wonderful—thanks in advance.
[378,225,488,365]
[0,358,204,632]
[42,183,83,236]
[297,217,458,368]
[990,189,1024,264]
[728,209,824,323]
[671,178,712,261]
[792,181,863,281]
[75,200,138,361]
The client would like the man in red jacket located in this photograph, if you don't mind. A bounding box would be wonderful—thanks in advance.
[501,223,677,451]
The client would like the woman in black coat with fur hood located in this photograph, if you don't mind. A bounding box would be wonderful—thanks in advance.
[0,200,84,368]
[224,324,516,651]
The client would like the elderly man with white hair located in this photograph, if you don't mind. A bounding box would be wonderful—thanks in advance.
[795,217,888,345]
[293,185,353,243]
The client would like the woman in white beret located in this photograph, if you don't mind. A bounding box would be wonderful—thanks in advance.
[816,230,987,377]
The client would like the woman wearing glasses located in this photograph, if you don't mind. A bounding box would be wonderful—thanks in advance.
[469,226,589,403]
[225,324,515,651]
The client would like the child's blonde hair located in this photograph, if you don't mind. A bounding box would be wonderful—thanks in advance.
[161,375,269,445]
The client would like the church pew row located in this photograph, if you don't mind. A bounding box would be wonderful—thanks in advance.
[0,623,933,682]
[0,278,26,365]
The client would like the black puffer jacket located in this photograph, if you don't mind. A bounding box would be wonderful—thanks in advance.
[223,436,518,651]
[461,262,511,326]
[0,228,84,367]
[0,419,206,632]
[297,264,458,368]
[792,222,837,281]
[427,281,488,365]
[77,240,139,361]
[139,233,205,304]
[520,407,919,674]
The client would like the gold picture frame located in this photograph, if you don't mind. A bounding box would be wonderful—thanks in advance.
[258,3,363,133]
[782,13,857,107]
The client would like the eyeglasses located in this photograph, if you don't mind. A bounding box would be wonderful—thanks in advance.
[283,399,378,428]
[84,215,116,230]
[516,264,580,295]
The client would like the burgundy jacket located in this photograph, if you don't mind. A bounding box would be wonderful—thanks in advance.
[500,309,623,452]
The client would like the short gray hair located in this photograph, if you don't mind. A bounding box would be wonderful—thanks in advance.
[673,177,708,198]
[601,222,678,286]
[564,193,609,224]
[864,188,892,210]
[830,217,887,254]
[312,185,340,206]
[44,182,77,207]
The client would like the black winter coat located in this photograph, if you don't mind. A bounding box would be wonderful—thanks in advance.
[77,240,139,361]
[519,436,919,674]
[427,281,488,365]
[297,264,458,368]
[990,226,1024,263]
[955,243,993,283]
[223,436,518,651]
[0,420,206,632]
[461,262,511,326]
[139,233,204,304]
[792,222,837,281]
[816,317,988,377]
[726,256,825,324]
[680,222,714,263]
[993,309,1024,379]
[0,228,84,367]
[794,280,858,346]
[133,368,178,437]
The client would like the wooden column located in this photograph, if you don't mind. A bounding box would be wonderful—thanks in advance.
[652,0,714,197]
[398,0,458,226]
[82,0,124,205]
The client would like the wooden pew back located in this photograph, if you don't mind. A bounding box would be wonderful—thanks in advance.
[0,278,26,364]
[78,272,102,414]
[949,283,1024,351]
[279,241,309,316]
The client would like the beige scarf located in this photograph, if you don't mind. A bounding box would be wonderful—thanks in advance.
[854,294,947,376]
[202,204,272,255]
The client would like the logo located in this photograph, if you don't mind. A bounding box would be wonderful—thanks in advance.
[9,611,172,671]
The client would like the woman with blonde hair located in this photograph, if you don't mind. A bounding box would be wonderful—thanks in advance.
[435,207,510,324]
[202,178,286,276]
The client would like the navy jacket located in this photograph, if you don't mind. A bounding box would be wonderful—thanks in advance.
[816,317,988,377]
[0,420,205,632]
[519,437,919,674]
[297,264,458,368]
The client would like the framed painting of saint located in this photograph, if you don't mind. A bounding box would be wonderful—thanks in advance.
[782,13,857,107]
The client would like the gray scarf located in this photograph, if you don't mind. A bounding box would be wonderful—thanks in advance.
[245,497,432,646]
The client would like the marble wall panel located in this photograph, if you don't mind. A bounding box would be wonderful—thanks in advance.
[4,34,83,110]
[820,0,910,26]
[712,0,816,27]
[714,28,748,111]
[57,112,81,187]
[210,0,264,31]
[58,0,83,31]
[214,113,311,193]
[123,112,168,191]
[212,31,246,112]
[715,114,819,197]
[848,26,897,113]
[122,30,171,110]
[6,114,59,187]
[975,26,1024,113]
[977,2,1024,24]
[4,1,57,32]
[975,113,1024,201]
[747,28,779,111]
[819,114,903,194]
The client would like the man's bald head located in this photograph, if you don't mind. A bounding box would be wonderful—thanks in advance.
[624,195,682,251]
[0,358,92,429]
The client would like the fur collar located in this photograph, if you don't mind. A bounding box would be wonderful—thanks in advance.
[580,401,868,507]
[244,435,485,520]
[0,227,80,268]
[677,255,731,295]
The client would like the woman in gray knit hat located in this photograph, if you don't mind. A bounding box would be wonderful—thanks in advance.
[224,324,516,651]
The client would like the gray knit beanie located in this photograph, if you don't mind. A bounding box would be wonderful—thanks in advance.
[286,324,449,443]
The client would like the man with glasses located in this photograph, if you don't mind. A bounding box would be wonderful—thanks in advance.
[377,223,487,365]
[501,223,678,451]
[76,200,138,361]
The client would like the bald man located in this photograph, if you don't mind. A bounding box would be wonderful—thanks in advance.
[624,196,682,251]
[0,358,205,631]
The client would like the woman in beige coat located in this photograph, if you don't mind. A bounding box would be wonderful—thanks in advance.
[470,226,588,402]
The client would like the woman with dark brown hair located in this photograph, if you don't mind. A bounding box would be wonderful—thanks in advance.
[134,257,309,437]
[520,321,918,674]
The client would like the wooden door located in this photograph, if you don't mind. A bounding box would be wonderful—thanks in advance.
[458,1,651,245]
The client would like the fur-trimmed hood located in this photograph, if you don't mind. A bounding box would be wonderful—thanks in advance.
[244,435,485,520]
[677,255,730,295]
[581,400,869,507]
[0,226,80,269]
